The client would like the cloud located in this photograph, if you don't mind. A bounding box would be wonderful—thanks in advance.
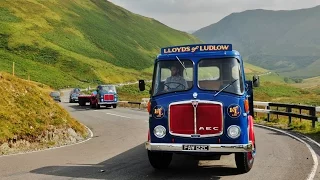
[108,0,320,31]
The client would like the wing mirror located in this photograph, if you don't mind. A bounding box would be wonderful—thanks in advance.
[253,75,260,87]
[139,80,145,91]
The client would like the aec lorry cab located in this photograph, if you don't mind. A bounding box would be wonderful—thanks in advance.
[78,85,118,108]
[138,44,259,173]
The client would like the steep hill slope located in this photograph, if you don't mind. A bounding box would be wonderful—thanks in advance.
[193,5,320,79]
[0,0,201,89]
[0,72,88,155]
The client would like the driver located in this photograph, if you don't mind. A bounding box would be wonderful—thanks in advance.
[164,65,188,91]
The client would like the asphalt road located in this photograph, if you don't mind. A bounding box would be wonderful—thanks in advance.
[0,92,319,180]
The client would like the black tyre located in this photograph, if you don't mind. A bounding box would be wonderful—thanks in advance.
[79,100,86,106]
[148,150,172,169]
[113,104,117,108]
[235,143,256,173]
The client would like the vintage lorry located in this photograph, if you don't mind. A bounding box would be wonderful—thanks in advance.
[138,44,259,173]
[78,85,118,108]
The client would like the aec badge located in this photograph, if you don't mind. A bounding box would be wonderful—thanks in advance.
[227,104,241,118]
[153,105,165,119]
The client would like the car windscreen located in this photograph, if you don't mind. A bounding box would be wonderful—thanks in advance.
[50,92,60,97]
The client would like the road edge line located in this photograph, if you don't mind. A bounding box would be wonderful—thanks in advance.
[254,124,318,180]
[0,123,94,158]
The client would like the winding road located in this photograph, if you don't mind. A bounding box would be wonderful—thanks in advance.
[0,90,320,180]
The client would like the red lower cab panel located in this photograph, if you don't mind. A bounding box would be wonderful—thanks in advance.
[104,94,114,101]
[169,102,223,136]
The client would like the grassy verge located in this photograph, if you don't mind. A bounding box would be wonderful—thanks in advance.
[0,72,88,154]
[117,82,152,102]
[254,114,320,142]
[252,80,320,141]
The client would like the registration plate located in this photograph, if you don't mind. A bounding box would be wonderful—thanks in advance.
[182,145,209,151]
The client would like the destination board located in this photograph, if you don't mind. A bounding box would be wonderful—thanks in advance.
[161,44,232,54]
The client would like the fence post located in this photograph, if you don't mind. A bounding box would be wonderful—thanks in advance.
[310,108,316,128]
[267,105,270,122]
[276,106,279,120]
[287,107,292,125]
[299,108,302,122]
[299,103,301,122]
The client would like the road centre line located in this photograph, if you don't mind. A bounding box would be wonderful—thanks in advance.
[105,112,132,119]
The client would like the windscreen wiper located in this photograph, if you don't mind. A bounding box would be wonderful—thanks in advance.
[176,56,187,76]
[214,79,238,97]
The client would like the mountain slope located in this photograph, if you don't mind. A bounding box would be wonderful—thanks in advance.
[0,0,201,88]
[193,5,320,78]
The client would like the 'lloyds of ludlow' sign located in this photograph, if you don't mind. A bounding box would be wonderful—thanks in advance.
[161,44,232,54]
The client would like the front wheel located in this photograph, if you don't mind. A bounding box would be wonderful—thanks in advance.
[148,150,172,169]
[113,104,117,108]
[96,102,100,109]
[235,143,256,173]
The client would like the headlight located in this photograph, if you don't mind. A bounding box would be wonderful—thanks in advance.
[154,125,166,138]
[227,125,241,139]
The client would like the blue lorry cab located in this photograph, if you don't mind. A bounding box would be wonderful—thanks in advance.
[138,44,259,173]
[94,85,118,108]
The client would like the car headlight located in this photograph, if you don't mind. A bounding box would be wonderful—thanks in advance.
[227,125,241,139]
[154,125,166,138]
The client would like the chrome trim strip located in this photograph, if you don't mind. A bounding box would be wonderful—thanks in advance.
[192,100,198,134]
[145,142,253,153]
[168,100,224,138]
[98,102,117,105]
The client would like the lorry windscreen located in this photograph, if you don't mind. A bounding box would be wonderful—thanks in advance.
[152,60,193,96]
[101,85,116,93]
[198,57,244,95]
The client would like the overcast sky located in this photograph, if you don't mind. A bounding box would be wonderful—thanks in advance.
[107,0,320,32]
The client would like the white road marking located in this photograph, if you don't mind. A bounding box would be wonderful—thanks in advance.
[105,112,132,119]
[0,124,93,158]
[254,124,318,180]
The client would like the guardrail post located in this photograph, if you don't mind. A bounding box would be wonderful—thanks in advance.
[310,108,316,128]
[276,106,279,120]
[299,104,302,122]
[287,107,292,125]
[267,105,270,122]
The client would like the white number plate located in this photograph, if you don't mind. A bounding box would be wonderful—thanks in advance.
[182,145,209,151]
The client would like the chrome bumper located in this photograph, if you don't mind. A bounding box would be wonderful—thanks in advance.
[145,142,253,153]
[98,101,117,105]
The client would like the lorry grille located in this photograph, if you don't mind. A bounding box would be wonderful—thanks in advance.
[169,101,223,137]
[104,94,114,101]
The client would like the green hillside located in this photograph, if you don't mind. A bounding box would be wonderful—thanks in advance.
[291,76,320,89]
[0,0,201,89]
[244,62,268,74]
[193,5,320,79]
[0,72,88,154]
